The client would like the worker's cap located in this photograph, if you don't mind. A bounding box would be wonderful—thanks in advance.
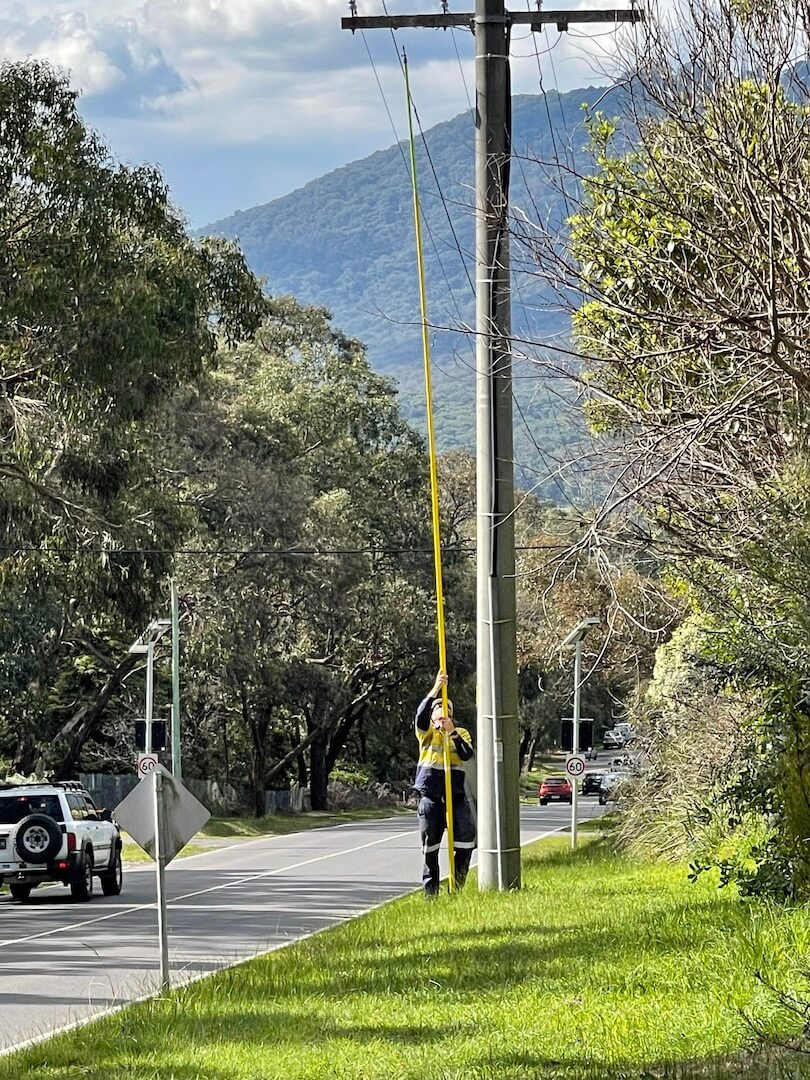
[431,697,453,717]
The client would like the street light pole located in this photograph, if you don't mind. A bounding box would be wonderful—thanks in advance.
[145,641,155,756]
[129,619,172,763]
[560,617,600,851]
[171,579,182,779]
[571,638,582,850]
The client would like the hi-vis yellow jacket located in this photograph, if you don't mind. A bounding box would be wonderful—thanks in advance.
[413,694,473,800]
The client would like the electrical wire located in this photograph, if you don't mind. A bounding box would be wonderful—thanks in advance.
[451,26,474,118]
[524,8,575,216]
[360,31,412,176]
[0,542,565,558]
[359,23,471,344]
[380,2,475,297]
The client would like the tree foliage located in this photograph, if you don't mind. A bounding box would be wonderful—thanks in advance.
[517,0,810,896]
[140,298,476,812]
[0,59,260,774]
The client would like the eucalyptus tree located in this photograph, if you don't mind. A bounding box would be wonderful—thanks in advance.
[175,298,453,812]
[0,60,265,772]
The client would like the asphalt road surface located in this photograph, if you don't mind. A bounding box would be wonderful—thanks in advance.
[0,797,606,1054]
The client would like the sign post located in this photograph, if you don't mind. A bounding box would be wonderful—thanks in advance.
[566,752,586,850]
[114,764,210,992]
[153,769,170,991]
[560,617,600,851]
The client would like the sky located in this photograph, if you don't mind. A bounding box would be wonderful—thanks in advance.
[0,1,637,226]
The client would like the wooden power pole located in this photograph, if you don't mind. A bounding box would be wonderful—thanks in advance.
[342,2,642,891]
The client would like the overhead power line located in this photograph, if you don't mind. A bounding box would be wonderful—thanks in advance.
[0,542,566,558]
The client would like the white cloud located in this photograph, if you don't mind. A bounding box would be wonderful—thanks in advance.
[0,7,185,112]
[0,0,631,221]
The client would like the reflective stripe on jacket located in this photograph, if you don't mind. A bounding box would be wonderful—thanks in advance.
[413,694,473,800]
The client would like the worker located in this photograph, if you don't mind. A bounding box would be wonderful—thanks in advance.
[414,669,476,896]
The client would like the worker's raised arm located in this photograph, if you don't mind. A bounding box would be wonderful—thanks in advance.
[415,670,448,731]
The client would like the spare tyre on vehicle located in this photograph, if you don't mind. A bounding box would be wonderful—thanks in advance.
[14,813,62,863]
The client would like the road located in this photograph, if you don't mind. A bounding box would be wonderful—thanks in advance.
[0,798,605,1054]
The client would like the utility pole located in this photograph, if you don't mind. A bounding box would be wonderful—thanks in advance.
[474,0,518,892]
[342,2,642,891]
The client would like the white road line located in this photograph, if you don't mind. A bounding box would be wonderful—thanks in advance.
[0,828,407,950]
[122,813,414,866]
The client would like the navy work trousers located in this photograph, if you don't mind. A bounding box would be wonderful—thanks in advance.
[418,793,476,895]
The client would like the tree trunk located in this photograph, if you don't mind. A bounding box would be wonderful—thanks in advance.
[309,729,330,811]
[241,690,269,818]
[222,710,230,788]
[252,739,267,818]
[14,731,38,776]
[519,728,531,773]
[357,715,367,763]
[527,736,538,773]
[50,652,140,777]
[293,724,308,787]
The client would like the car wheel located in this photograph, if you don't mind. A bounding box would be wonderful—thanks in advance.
[100,848,123,896]
[539,799,548,805]
[14,814,62,863]
[599,793,607,806]
[70,853,94,902]
[9,884,32,901]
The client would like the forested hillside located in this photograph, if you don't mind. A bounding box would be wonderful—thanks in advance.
[205,87,619,497]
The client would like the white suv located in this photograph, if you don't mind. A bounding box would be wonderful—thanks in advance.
[0,781,122,902]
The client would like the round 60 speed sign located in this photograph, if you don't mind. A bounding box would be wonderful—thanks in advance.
[565,754,586,778]
[137,752,159,779]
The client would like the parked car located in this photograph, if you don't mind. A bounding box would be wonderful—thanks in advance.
[538,776,573,805]
[582,771,605,796]
[0,780,122,902]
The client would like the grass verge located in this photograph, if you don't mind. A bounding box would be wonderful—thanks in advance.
[201,806,408,838]
[121,840,209,863]
[4,835,810,1079]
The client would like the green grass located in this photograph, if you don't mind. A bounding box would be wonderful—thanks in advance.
[121,841,210,863]
[201,806,407,839]
[4,835,810,1079]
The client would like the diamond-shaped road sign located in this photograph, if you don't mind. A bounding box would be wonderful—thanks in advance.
[114,764,210,865]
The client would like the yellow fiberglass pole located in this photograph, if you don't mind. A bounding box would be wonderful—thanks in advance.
[403,50,455,893]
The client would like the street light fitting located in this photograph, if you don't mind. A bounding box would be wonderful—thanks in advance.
[560,616,600,649]
[128,619,172,655]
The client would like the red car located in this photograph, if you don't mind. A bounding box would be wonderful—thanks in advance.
[538,776,573,805]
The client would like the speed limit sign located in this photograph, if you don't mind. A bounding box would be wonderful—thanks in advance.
[565,754,586,778]
[137,753,159,779]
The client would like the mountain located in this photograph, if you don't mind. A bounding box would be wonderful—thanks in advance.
[204,86,623,498]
